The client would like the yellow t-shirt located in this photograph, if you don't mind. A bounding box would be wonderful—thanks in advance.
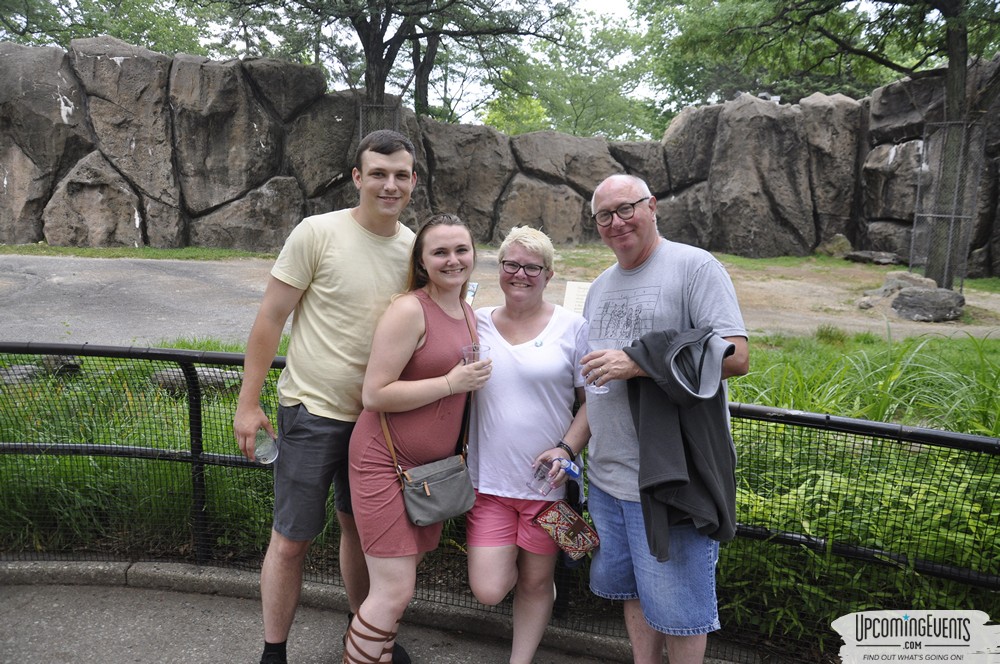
[272,209,415,422]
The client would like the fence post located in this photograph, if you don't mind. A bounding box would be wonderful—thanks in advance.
[178,361,211,563]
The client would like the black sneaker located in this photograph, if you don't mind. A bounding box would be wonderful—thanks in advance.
[260,653,286,664]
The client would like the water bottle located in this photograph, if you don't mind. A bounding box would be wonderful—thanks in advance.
[255,429,279,464]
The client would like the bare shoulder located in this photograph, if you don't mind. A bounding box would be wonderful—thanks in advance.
[381,292,425,326]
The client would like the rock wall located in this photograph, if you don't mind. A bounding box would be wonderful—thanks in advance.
[2,37,999,276]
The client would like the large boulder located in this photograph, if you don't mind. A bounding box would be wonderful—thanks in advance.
[242,57,327,123]
[42,151,143,247]
[862,221,912,259]
[68,37,178,208]
[608,141,670,193]
[657,182,712,248]
[67,37,185,247]
[285,91,358,198]
[800,93,863,242]
[709,94,814,257]
[421,118,516,242]
[0,43,94,243]
[169,54,282,214]
[190,176,304,251]
[862,140,923,223]
[662,104,722,191]
[510,132,621,198]
[495,174,589,245]
[869,72,946,145]
[892,287,965,322]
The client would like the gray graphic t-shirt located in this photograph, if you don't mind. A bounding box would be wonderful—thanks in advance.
[582,239,747,501]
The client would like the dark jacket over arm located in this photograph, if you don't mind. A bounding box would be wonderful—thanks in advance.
[623,328,737,562]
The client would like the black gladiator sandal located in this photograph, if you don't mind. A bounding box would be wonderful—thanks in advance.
[342,611,396,664]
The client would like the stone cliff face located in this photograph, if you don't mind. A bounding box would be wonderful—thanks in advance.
[2,36,998,277]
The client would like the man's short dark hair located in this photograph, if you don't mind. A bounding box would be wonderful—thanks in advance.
[355,129,416,171]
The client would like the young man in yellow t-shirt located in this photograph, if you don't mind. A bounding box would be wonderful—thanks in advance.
[234,129,417,664]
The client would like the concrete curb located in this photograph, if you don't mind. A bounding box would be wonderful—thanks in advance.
[0,560,636,662]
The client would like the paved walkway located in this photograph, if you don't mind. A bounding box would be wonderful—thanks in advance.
[0,561,632,664]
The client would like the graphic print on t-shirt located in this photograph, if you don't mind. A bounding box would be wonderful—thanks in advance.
[589,286,661,348]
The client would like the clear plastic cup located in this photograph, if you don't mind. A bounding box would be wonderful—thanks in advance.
[584,366,610,395]
[255,429,278,465]
[462,344,490,364]
[526,460,555,496]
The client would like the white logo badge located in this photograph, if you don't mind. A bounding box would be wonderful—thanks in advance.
[832,610,1000,663]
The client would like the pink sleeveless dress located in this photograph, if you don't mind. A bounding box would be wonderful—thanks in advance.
[349,289,474,556]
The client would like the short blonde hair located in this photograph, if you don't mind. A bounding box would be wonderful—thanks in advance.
[497,226,555,271]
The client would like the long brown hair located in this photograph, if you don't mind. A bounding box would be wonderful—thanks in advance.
[406,213,476,293]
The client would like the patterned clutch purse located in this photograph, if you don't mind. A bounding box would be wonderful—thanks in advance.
[534,500,600,560]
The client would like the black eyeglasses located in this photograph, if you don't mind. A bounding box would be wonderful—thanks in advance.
[500,260,545,277]
[592,197,652,227]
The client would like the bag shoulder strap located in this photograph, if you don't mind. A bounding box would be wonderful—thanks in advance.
[380,300,477,477]
[462,302,478,345]
[379,412,407,486]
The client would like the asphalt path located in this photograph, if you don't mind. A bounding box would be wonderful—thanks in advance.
[1,255,275,347]
[0,253,522,348]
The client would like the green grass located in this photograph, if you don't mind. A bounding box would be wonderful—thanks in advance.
[966,276,1000,294]
[731,329,1000,435]
[0,243,275,261]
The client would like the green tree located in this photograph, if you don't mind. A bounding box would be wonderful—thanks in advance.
[480,89,552,134]
[481,12,660,139]
[212,0,570,107]
[637,0,1000,117]
[1,0,219,55]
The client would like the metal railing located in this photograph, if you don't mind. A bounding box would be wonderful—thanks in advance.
[2,343,997,662]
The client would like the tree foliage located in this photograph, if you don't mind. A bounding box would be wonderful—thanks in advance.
[1,0,219,55]
[480,12,662,140]
[209,0,570,107]
[637,0,1000,117]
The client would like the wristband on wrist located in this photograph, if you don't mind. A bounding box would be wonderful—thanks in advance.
[556,440,576,461]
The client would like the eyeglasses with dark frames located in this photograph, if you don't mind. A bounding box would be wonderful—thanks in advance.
[592,196,652,227]
[500,260,545,277]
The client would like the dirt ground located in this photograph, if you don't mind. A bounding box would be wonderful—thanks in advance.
[473,250,1000,341]
[2,251,998,347]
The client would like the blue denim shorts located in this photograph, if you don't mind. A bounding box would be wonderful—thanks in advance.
[588,483,721,636]
[273,403,354,540]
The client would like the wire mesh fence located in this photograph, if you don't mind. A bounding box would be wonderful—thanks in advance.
[1,343,997,663]
[358,102,402,141]
[909,120,988,291]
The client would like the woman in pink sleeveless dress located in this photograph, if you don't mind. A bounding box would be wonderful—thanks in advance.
[344,214,492,664]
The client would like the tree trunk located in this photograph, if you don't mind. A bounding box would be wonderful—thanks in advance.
[412,35,440,116]
[923,0,971,289]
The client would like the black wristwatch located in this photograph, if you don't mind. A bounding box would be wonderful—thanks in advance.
[556,440,576,461]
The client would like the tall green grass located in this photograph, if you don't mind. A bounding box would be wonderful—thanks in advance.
[730,328,1000,435]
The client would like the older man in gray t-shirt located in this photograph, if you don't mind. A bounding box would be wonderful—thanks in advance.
[580,174,749,664]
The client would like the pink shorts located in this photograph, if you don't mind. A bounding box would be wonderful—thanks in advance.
[466,491,560,556]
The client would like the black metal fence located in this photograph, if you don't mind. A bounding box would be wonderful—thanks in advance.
[1,343,997,662]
